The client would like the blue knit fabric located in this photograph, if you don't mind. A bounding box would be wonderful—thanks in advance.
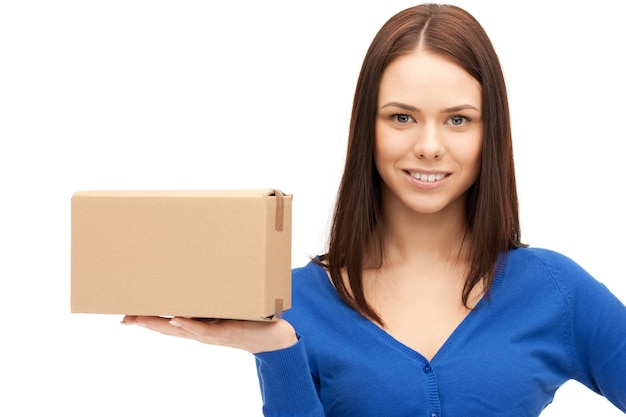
[255,248,626,416]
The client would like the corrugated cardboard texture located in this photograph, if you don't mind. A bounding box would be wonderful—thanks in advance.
[71,189,292,320]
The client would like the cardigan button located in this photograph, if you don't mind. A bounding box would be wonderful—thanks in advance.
[423,364,432,373]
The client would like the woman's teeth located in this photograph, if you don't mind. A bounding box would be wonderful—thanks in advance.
[411,172,445,182]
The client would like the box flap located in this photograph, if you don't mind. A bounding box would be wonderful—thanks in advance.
[72,188,285,198]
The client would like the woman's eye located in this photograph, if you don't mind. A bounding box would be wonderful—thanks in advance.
[448,115,468,126]
[393,114,412,124]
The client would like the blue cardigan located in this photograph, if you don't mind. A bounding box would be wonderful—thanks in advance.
[255,248,626,416]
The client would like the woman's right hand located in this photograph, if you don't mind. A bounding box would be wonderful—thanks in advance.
[121,315,298,354]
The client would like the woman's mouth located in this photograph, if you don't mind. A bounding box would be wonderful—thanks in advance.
[408,171,448,182]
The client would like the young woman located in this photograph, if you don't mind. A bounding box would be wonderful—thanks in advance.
[122,4,626,416]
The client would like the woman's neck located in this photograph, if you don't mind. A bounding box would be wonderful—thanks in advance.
[376,198,470,269]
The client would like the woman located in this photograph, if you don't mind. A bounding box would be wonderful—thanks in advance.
[123,4,626,416]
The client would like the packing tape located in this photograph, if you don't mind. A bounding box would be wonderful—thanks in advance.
[274,190,284,232]
[274,298,284,319]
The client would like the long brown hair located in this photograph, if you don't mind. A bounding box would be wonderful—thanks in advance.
[320,3,525,324]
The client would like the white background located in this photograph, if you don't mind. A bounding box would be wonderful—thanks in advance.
[1,0,624,415]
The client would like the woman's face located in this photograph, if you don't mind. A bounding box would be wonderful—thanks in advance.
[374,49,483,217]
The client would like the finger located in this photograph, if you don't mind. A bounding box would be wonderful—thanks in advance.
[169,317,225,337]
[122,315,198,340]
[121,315,138,325]
[121,315,167,326]
[169,317,241,346]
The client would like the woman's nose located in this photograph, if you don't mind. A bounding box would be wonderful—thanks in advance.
[413,124,444,159]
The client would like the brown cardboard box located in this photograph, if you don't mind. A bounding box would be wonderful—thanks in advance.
[71,189,292,320]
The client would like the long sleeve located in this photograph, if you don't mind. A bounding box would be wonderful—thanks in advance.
[254,337,325,417]
[563,258,626,411]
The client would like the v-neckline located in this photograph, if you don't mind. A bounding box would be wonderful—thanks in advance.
[360,295,486,363]
[313,253,507,363]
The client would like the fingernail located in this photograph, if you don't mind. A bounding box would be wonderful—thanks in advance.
[169,319,182,327]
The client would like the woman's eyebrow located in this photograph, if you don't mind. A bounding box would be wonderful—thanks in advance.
[441,104,480,113]
[379,102,480,113]
[379,101,418,112]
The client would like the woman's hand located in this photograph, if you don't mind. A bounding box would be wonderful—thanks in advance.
[121,315,298,354]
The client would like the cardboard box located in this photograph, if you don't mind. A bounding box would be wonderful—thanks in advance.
[71,189,292,321]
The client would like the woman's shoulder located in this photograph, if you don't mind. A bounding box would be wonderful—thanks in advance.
[291,257,327,284]
[508,246,575,263]
[285,257,351,333]
[289,257,335,305]
[502,246,612,302]
[505,246,588,277]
